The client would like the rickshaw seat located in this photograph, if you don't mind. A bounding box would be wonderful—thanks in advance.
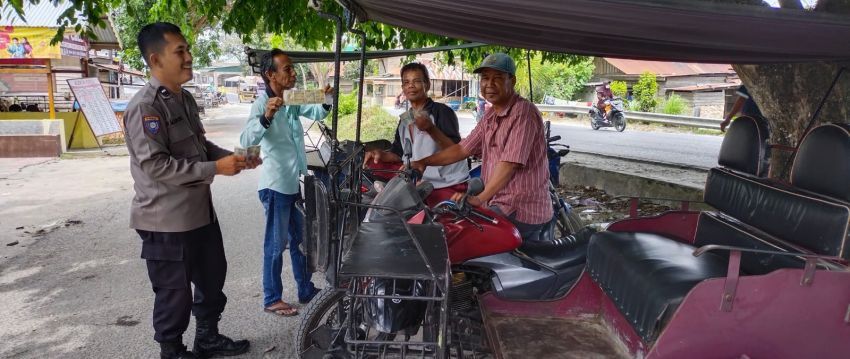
[585,119,850,342]
[587,232,727,339]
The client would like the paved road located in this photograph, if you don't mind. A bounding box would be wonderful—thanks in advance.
[388,107,723,169]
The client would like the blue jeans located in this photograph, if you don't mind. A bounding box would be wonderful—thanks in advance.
[489,205,546,242]
[259,189,316,307]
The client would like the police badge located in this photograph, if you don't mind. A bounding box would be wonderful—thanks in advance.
[143,116,161,136]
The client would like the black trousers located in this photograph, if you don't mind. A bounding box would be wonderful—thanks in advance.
[137,221,228,343]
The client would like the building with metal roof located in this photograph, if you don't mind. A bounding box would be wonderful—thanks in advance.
[0,0,121,50]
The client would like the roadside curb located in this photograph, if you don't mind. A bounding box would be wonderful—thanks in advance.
[560,153,706,205]
[569,150,711,172]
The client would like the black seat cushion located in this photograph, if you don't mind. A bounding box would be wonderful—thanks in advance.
[791,123,850,203]
[587,232,727,342]
[718,116,770,177]
[518,227,593,270]
[704,167,850,259]
[695,212,805,275]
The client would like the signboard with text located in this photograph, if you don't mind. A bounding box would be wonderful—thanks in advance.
[67,78,122,137]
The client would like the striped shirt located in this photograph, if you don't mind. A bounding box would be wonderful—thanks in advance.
[460,94,552,225]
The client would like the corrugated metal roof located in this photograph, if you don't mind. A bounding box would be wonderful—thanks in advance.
[0,1,121,49]
[0,1,76,27]
[603,58,735,77]
[88,16,120,50]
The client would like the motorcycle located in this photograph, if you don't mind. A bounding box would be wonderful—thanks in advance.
[589,97,627,132]
[297,168,594,358]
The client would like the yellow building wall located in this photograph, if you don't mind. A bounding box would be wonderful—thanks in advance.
[0,112,105,149]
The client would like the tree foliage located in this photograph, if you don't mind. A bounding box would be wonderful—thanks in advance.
[514,53,594,103]
[610,81,628,99]
[12,0,586,71]
[632,72,659,112]
[113,0,222,70]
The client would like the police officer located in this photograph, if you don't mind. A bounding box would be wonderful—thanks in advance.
[124,22,254,359]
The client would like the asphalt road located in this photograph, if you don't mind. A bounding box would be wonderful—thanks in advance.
[389,107,724,170]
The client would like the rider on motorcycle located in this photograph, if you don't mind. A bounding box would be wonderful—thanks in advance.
[412,53,553,242]
[364,62,469,206]
[593,82,614,120]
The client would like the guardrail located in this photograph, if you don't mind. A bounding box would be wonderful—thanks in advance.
[535,104,723,130]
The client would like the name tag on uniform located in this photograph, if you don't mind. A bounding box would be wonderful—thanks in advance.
[143,115,161,136]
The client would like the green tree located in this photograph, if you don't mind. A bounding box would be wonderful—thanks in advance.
[514,54,594,103]
[610,81,628,99]
[343,60,379,81]
[632,72,658,112]
[112,0,226,70]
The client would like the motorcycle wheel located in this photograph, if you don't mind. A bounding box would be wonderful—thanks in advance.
[614,113,627,132]
[554,200,584,237]
[296,288,351,357]
[590,118,600,130]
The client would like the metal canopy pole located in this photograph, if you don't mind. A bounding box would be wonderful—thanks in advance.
[312,0,345,305]
[315,2,344,186]
[526,49,533,102]
[345,11,367,144]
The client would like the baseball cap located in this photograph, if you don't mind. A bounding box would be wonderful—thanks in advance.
[473,53,516,76]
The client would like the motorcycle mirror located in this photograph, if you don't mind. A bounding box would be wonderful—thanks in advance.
[466,178,484,197]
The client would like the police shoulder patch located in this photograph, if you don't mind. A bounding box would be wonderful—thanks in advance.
[143,115,161,136]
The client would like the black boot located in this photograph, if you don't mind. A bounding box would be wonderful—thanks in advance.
[193,319,250,358]
[160,342,198,359]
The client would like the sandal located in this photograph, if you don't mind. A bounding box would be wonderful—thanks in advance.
[264,301,299,317]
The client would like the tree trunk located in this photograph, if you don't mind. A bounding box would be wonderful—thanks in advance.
[720,0,850,180]
[733,62,850,178]
[309,62,331,89]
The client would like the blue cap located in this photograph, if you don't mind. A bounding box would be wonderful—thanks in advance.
[473,53,516,76]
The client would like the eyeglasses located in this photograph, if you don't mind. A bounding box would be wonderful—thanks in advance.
[402,79,425,87]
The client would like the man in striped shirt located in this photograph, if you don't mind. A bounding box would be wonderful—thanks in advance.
[412,53,552,241]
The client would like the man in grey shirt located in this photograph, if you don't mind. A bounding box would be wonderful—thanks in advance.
[364,62,468,205]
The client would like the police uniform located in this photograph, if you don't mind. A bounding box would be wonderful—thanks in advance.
[124,76,232,345]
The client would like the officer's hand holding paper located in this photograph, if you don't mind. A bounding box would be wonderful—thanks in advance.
[234,145,262,169]
[216,154,246,175]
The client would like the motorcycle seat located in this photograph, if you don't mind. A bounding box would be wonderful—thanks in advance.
[517,227,593,271]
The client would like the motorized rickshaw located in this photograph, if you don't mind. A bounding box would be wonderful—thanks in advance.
[254,0,850,357]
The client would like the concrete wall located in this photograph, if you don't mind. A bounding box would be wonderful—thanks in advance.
[0,112,101,149]
[0,135,62,157]
[691,91,725,118]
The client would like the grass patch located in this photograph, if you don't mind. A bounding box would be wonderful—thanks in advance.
[332,105,398,142]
